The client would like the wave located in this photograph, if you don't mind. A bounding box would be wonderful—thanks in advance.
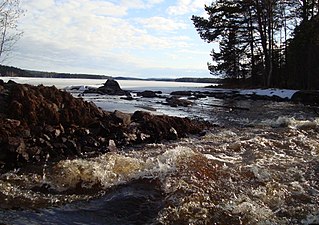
[44,146,198,192]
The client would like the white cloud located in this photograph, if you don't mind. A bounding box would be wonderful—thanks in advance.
[167,0,211,16]
[11,0,211,77]
[137,16,188,31]
[120,0,164,9]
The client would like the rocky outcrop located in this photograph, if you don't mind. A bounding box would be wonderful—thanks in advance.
[0,80,209,171]
[84,79,129,96]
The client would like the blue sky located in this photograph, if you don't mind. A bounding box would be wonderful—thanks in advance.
[8,0,216,78]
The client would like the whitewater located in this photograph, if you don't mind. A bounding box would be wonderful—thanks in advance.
[0,77,318,225]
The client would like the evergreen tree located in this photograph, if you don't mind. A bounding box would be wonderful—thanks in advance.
[286,15,319,89]
[192,0,300,87]
[192,0,252,80]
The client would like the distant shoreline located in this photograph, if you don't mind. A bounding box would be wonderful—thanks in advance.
[0,64,221,84]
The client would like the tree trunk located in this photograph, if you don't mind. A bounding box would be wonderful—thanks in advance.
[248,8,257,84]
[0,13,8,59]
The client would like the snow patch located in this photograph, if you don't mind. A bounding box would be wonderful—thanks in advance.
[239,89,297,99]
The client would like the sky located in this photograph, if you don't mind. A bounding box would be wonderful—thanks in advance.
[7,0,216,78]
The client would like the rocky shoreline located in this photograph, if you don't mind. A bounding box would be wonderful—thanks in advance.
[79,79,319,107]
[1,78,319,172]
[0,80,209,171]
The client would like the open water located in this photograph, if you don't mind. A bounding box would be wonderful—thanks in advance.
[0,77,318,224]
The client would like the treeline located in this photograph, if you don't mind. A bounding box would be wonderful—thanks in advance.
[0,65,31,77]
[27,70,111,80]
[0,65,111,79]
[192,0,319,89]
[0,65,220,84]
[175,77,222,83]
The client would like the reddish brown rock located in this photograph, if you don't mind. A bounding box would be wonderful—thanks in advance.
[131,111,205,143]
[0,81,209,171]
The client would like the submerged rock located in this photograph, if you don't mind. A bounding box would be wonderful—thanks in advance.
[136,90,161,98]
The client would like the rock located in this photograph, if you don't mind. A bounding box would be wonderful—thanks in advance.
[131,110,207,143]
[0,81,209,170]
[131,110,151,122]
[113,110,131,126]
[8,137,28,160]
[96,79,128,96]
[166,96,193,107]
[170,91,192,96]
[169,127,178,140]
[108,139,117,152]
[291,90,319,105]
[137,90,158,98]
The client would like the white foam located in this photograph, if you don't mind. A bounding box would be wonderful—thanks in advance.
[46,146,197,192]
[262,116,319,129]
[204,153,242,164]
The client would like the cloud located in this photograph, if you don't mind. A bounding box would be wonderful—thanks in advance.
[137,16,188,31]
[120,0,164,9]
[167,0,211,16]
[11,0,211,78]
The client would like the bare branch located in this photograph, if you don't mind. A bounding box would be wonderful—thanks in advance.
[0,0,23,62]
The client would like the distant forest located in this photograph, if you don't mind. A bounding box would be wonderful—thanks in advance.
[0,65,220,84]
[192,0,319,89]
[0,65,111,79]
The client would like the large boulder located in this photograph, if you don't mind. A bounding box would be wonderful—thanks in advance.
[96,79,129,96]
[291,90,319,105]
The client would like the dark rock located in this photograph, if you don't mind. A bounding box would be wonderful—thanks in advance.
[96,79,128,96]
[137,90,158,98]
[88,121,110,137]
[291,90,319,105]
[131,110,151,122]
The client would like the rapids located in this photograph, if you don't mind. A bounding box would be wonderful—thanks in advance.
[0,81,318,224]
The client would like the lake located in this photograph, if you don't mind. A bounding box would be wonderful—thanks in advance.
[0,77,318,225]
